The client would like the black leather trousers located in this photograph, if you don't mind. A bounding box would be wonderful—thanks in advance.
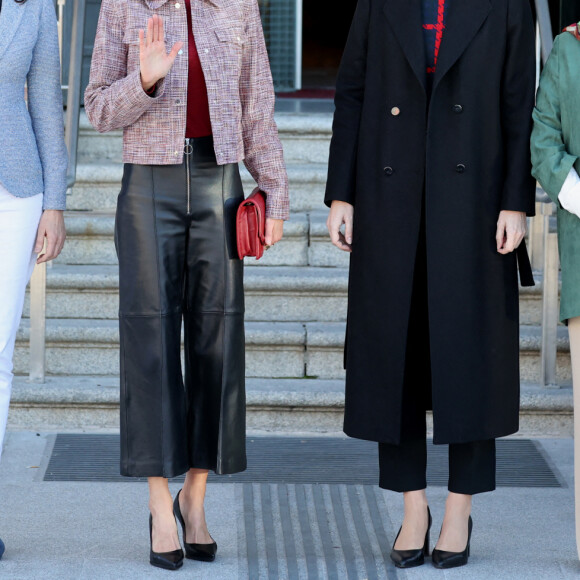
[115,136,246,478]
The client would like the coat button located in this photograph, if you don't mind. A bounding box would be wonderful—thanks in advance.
[453,104,463,113]
[178,49,183,55]
[391,106,401,116]
[456,163,466,173]
[175,2,181,8]
[384,166,394,176]
[176,99,181,104]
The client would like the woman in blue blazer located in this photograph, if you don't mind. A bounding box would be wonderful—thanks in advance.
[0,0,68,559]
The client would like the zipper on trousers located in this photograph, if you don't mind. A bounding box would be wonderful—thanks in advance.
[184,138,192,215]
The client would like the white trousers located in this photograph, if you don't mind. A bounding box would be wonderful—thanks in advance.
[0,189,43,461]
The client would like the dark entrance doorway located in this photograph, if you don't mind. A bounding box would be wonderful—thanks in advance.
[542,0,579,35]
[301,0,357,92]
[559,0,580,29]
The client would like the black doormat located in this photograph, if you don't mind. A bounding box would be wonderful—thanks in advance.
[42,435,561,487]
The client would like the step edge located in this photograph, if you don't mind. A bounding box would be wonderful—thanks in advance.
[9,383,572,412]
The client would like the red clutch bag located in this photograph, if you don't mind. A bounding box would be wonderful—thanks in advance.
[236,188,266,260]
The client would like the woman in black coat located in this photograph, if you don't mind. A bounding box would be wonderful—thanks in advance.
[326,0,536,569]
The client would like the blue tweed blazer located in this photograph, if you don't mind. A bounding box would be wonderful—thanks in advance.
[0,0,68,210]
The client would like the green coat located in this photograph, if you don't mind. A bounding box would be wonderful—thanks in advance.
[531,31,580,322]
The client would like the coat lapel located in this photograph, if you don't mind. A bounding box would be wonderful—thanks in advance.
[383,0,426,93]
[433,0,491,90]
[0,0,27,62]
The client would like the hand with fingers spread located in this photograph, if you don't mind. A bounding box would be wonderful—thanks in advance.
[327,200,354,252]
[496,210,526,255]
[139,15,184,92]
[35,210,66,264]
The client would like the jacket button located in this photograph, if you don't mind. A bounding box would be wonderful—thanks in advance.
[456,163,466,173]
[453,104,463,113]
[391,107,401,116]
[384,166,394,176]
[175,2,181,8]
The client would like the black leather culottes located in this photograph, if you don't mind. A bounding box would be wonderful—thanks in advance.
[115,136,246,478]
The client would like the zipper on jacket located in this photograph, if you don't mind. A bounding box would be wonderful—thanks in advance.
[184,138,192,215]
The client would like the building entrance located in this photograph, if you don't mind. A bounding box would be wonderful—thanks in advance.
[301,0,357,92]
[68,0,579,102]
[558,0,580,30]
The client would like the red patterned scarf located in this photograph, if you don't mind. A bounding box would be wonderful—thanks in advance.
[563,22,580,40]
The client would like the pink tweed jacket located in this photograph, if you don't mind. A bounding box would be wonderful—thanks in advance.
[85,0,289,220]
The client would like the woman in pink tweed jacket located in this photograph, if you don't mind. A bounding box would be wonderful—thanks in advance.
[85,0,289,570]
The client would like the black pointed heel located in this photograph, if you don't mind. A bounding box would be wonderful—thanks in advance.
[149,515,184,571]
[390,506,432,569]
[174,489,218,562]
[431,515,473,569]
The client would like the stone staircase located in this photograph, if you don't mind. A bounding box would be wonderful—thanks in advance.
[10,111,573,436]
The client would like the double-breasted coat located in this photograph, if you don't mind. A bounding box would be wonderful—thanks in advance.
[325,0,537,445]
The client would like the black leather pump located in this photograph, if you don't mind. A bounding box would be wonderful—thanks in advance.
[431,515,473,569]
[390,506,432,569]
[174,490,218,562]
[149,515,184,571]
[0,537,5,560]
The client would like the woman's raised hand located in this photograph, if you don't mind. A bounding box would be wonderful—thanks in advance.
[139,15,183,92]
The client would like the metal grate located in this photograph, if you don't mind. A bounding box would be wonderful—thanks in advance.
[43,435,561,487]
[241,483,400,580]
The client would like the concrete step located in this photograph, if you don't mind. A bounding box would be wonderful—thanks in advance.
[302,322,571,384]
[23,265,348,322]
[24,262,546,326]
[7,375,573,437]
[8,376,346,432]
[59,210,310,268]
[308,210,350,268]
[14,318,571,384]
[67,162,329,213]
[57,210,550,321]
[77,111,333,165]
[14,320,307,378]
[59,210,351,269]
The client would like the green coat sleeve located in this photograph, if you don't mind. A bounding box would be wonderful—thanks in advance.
[531,35,579,204]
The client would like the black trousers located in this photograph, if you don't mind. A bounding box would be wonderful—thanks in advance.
[378,216,496,495]
[115,136,247,478]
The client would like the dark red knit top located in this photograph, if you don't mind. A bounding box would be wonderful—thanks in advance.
[184,0,212,138]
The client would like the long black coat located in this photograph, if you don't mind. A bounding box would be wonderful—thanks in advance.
[325,0,537,445]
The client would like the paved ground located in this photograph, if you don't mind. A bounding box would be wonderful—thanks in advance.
[0,431,579,579]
